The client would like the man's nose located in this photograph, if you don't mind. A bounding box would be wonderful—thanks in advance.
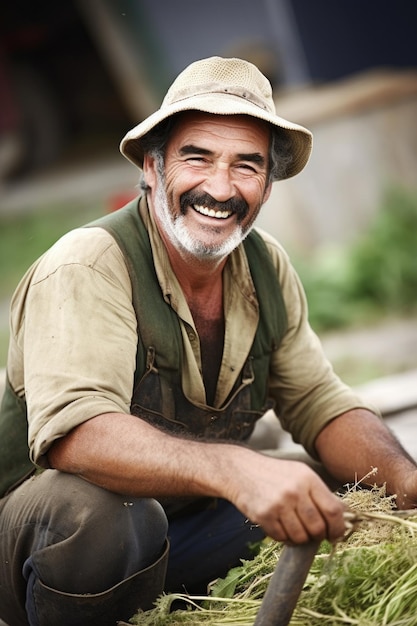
[202,163,235,202]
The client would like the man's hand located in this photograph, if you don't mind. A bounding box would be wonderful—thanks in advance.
[225,450,346,544]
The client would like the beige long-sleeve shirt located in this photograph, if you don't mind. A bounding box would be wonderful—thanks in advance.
[7,197,373,466]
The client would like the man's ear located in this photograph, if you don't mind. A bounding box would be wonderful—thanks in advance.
[142,153,157,188]
[263,182,272,204]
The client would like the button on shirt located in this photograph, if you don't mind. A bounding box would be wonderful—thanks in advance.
[7,197,374,467]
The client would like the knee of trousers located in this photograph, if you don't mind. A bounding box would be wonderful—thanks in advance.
[23,471,168,595]
[29,539,169,626]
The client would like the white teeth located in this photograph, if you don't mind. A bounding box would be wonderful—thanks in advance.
[194,204,231,219]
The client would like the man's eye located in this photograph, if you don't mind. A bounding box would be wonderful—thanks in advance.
[187,157,206,163]
[237,164,257,173]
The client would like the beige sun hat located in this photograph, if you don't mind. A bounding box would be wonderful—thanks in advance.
[120,56,313,180]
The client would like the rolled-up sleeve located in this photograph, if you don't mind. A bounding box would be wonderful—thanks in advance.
[259,230,378,458]
[14,227,137,466]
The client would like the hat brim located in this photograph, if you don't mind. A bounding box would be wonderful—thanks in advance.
[120,91,312,180]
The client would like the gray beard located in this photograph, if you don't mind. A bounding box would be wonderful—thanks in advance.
[153,170,250,261]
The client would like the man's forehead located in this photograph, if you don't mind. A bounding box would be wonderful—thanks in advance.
[169,111,271,146]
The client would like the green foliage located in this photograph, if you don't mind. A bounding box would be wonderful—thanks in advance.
[295,186,417,332]
[302,541,417,623]
[348,187,417,311]
[295,246,358,330]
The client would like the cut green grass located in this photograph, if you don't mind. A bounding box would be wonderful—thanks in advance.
[130,486,417,625]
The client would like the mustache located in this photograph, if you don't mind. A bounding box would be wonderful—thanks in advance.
[180,191,249,220]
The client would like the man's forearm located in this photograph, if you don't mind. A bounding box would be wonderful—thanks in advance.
[47,411,243,499]
[47,411,350,543]
[315,408,417,507]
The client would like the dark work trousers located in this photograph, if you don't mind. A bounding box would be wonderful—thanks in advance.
[166,498,265,595]
[0,471,168,626]
[0,471,265,626]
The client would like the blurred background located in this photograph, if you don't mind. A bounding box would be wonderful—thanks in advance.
[1,0,417,385]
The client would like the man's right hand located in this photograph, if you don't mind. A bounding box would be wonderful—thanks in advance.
[224,448,346,544]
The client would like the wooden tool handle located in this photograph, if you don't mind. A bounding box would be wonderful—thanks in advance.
[254,540,320,626]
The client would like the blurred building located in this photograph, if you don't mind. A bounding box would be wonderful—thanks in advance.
[1,0,417,250]
[1,0,416,176]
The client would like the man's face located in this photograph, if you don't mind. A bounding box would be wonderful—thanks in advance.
[144,112,272,260]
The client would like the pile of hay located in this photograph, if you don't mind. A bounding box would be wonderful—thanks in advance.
[129,483,417,625]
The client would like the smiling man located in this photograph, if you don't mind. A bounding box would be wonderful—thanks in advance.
[1,56,417,626]
[147,112,272,261]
